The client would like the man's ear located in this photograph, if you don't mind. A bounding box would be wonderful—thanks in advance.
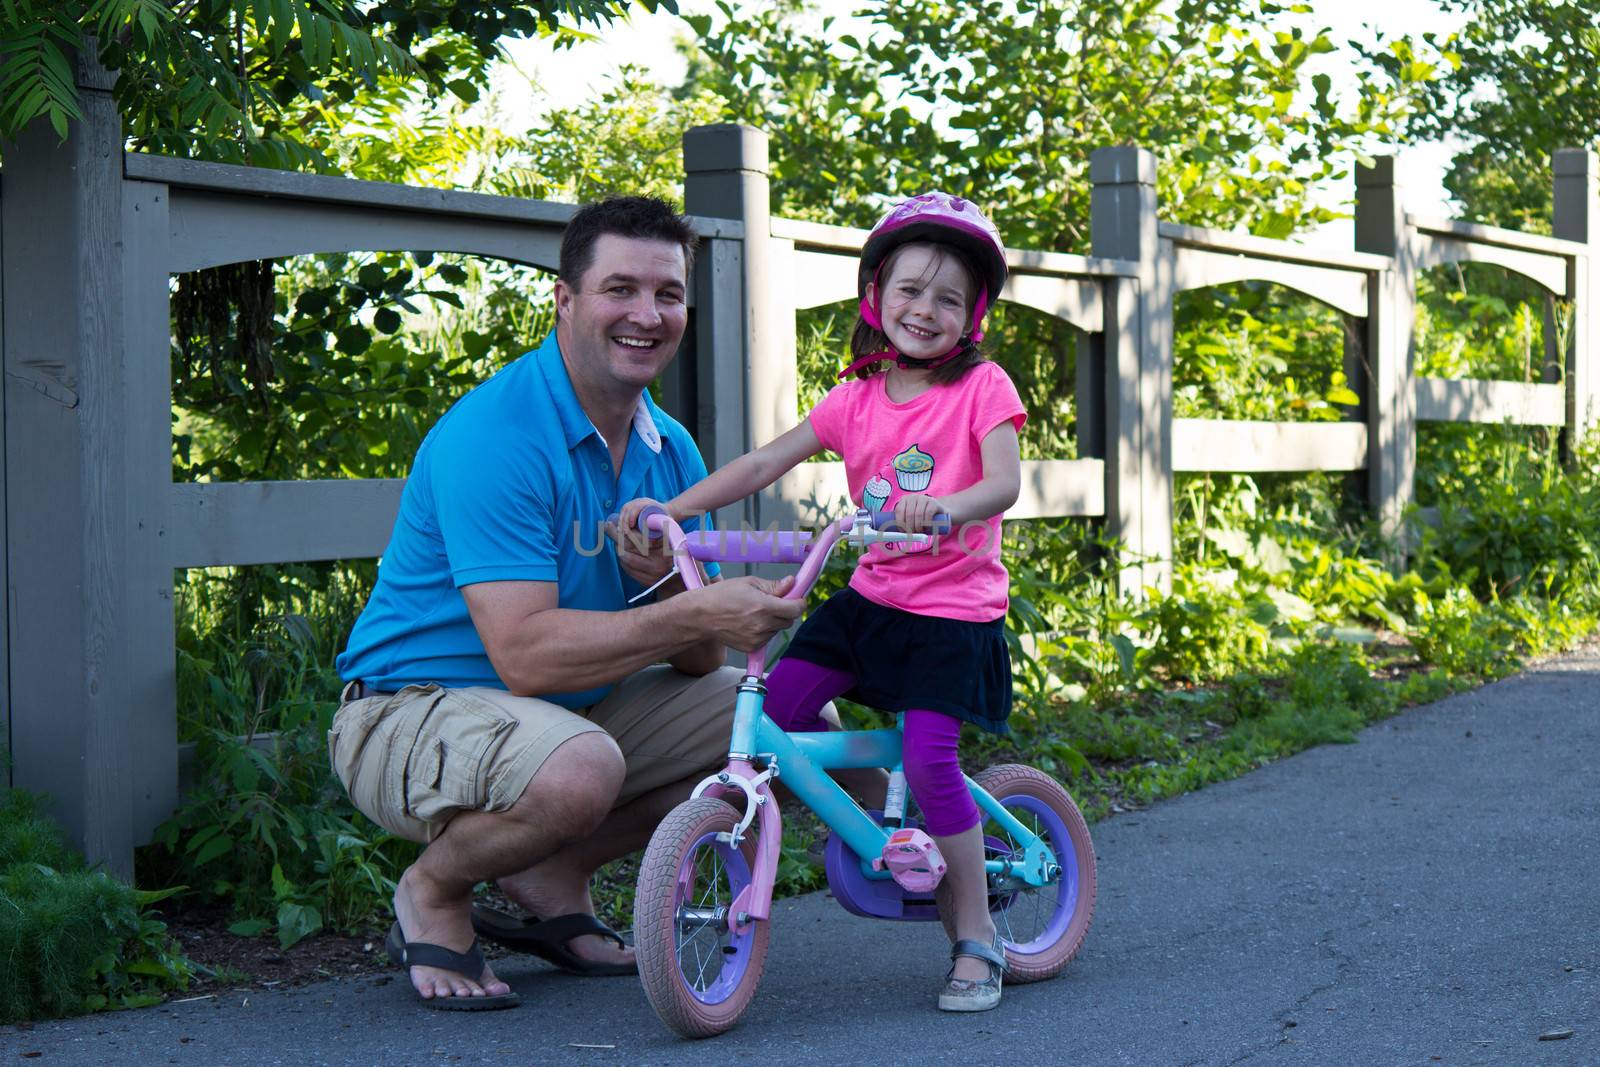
[553,278,573,321]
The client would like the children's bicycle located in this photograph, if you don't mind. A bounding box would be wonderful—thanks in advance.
[626,505,1096,1038]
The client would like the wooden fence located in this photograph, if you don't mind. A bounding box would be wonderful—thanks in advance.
[2,51,1596,874]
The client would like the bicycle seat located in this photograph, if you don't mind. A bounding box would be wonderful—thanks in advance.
[683,530,813,564]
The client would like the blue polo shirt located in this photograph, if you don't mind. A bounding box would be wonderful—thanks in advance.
[336,331,716,708]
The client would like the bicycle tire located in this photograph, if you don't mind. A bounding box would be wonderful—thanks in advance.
[973,763,1097,983]
[634,796,770,1037]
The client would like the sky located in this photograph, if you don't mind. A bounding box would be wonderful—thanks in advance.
[493,0,1471,245]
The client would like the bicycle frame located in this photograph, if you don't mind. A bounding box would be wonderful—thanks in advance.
[643,506,1062,930]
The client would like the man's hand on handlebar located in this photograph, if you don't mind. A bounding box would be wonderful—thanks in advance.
[605,511,676,587]
[692,574,804,652]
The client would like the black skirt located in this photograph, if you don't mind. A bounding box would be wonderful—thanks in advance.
[780,586,1013,734]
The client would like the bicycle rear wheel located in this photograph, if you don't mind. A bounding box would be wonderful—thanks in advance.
[634,796,770,1038]
[973,764,1096,983]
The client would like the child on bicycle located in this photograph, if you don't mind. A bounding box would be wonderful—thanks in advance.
[621,191,1024,1013]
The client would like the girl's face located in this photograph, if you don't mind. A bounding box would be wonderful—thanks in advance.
[868,243,976,364]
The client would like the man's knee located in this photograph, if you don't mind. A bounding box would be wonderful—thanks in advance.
[507,730,625,833]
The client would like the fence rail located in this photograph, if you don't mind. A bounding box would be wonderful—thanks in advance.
[2,51,1597,873]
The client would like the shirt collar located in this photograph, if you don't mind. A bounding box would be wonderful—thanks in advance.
[534,331,662,455]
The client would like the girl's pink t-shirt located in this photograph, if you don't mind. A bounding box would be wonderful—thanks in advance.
[807,360,1026,623]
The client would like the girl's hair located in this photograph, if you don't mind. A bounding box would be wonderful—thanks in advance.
[847,240,988,384]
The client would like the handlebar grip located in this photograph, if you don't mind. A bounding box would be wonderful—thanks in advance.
[636,504,669,538]
[867,508,952,536]
[609,505,670,539]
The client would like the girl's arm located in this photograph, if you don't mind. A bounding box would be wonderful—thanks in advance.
[620,419,826,529]
[895,421,1021,529]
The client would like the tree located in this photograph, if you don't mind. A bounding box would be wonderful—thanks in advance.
[1377,0,1600,230]
[682,0,1435,457]
[0,0,678,166]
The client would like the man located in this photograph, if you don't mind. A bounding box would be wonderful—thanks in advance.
[331,196,804,1009]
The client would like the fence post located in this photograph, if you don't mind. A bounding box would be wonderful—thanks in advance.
[1353,157,1415,560]
[1089,146,1173,595]
[0,44,137,876]
[682,124,775,541]
[1553,148,1598,447]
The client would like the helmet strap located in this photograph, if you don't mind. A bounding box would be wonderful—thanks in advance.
[841,283,990,380]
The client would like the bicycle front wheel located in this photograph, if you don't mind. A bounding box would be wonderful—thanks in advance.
[974,763,1097,983]
[634,796,770,1038]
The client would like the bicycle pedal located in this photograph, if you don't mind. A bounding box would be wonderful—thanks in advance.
[872,828,947,893]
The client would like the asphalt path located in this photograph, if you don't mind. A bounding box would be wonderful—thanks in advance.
[8,642,1597,1067]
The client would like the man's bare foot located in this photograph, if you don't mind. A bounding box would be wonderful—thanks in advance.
[496,867,635,969]
[395,867,513,1001]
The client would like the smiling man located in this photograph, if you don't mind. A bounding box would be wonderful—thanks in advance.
[330,197,805,1010]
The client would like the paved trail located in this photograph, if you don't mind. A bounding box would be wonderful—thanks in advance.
[9,644,1597,1066]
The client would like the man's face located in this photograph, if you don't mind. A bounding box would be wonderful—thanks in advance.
[555,233,689,393]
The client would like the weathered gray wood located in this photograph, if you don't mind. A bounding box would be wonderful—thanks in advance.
[771,216,1138,278]
[790,248,858,310]
[1169,244,1370,317]
[790,245,1107,333]
[165,188,566,274]
[1411,230,1570,297]
[128,152,745,241]
[1004,274,1105,333]
[1,47,136,875]
[1159,221,1391,272]
[123,179,178,842]
[168,480,404,568]
[1414,377,1567,426]
[1171,419,1369,472]
[1554,148,1599,441]
[1355,157,1415,555]
[1092,147,1174,595]
[684,125,772,548]
[1407,213,1589,258]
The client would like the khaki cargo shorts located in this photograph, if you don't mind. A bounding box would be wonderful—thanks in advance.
[328,665,742,844]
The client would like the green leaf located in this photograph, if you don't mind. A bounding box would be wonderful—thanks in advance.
[192,833,235,867]
[228,917,273,936]
[276,902,323,949]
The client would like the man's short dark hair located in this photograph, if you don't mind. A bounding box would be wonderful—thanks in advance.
[559,196,699,289]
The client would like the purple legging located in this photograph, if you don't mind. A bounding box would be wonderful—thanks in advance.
[763,658,980,837]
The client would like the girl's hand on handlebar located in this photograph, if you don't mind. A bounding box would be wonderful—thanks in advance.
[893,493,950,533]
[618,496,668,535]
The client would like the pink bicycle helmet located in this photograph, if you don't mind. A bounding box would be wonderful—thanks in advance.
[845,191,1009,375]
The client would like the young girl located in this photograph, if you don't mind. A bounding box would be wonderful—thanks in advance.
[622,192,1024,1013]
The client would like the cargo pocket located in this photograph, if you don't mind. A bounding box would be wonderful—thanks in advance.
[327,697,392,793]
[402,699,517,826]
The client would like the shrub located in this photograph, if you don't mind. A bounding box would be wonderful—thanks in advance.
[0,789,191,1023]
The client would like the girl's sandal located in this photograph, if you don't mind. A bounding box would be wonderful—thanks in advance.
[938,935,1006,1012]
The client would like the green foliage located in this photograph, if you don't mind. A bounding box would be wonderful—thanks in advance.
[0,789,192,1023]
[0,1,678,160]
[1373,0,1600,228]
[145,574,416,948]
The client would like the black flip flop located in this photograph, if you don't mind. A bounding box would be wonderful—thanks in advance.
[384,922,521,1010]
[470,905,637,977]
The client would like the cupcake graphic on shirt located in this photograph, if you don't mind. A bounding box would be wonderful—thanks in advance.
[892,444,935,492]
[862,475,892,514]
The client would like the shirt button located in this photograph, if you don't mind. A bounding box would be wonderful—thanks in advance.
[604,499,614,508]
[601,461,610,472]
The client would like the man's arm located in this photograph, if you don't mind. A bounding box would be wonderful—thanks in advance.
[463,576,802,697]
